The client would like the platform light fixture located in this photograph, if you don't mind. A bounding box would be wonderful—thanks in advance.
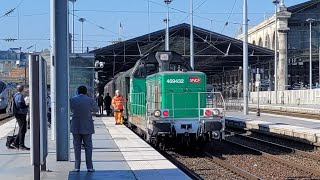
[273,0,279,103]
[307,18,316,89]
[243,0,249,115]
[164,0,173,51]
[78,17,86,53]
[69,0,77,53]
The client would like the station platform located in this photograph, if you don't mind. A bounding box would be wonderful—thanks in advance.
[248,103,320,115]
[0,117,190,180]
[226,111,320,146]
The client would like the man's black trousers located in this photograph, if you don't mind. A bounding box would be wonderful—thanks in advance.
[13,114,27,147]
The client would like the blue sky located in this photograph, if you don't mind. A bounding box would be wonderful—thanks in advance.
[0,0,306,52]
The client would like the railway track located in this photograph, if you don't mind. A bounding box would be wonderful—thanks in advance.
[164,148,250,180]
[0,113,13,125]
[227,131,320,177]
[236,132,320,160]
[202,151,259,180]
[249,107,319,120]
[128,121,320,179]
[160,150,204,180]
[164,137,320,180]
[127,123,252,179]
[126,112,320,179]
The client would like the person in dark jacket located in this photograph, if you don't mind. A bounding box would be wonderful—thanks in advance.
[70,86,99,172]
[104,93,112,116]
[11,85,29,150]
[96,93,104,115]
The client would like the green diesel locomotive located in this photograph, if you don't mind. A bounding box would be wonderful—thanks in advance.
[105,51,225,148]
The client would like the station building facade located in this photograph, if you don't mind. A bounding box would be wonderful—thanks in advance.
[238,0,320,88]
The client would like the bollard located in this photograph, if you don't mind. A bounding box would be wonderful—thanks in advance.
[257,89,260,117]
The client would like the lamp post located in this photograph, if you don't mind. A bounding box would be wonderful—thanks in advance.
[78,17,86,53]
[243,0,249,115]
[19,47,26,85]
[190,0,194,69]
[14,47,26,85]
[307,18,315,90]
[164,0,172,51]
[273,0,279,103]
[69,0,76,53]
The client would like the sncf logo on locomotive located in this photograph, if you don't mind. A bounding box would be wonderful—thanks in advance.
[189,76,202,83]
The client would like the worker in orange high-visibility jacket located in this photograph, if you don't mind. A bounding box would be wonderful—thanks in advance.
[112,90,126,125]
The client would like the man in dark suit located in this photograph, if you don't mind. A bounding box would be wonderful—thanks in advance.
[70,86,99,172]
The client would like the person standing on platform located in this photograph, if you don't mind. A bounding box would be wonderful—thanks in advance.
[24,89,30,129]
[96,93,104,115]
[112,90,126,125]
[11,85,29,150]
[104,93,112,116]
[70,85,99,172]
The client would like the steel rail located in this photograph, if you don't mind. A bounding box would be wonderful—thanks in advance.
[160,151,203,180]
[203,152,261,180]
[233,132,320,161]
[125,122,203,180]
[249,108,319,120]
[0,114,12,121]
[225,139,320,177]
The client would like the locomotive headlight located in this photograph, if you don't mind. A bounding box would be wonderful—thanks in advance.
[154,110,161,117]
[212,109,220,116]
[0,97,4,101]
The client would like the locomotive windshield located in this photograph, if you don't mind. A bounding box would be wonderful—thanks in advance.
[169,63,188,72]
[133,51,192,78]
[0,81,6,93]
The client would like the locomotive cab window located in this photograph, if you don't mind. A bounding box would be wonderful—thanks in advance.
[146,64,157,76]
[169,63,188,71]
[0,81,6,92]
[134,63,158,78]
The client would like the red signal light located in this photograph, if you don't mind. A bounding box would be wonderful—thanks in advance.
[205,109,212,116]
[163,110,169,117]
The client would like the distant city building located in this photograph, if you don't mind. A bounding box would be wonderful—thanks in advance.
[0,49,28,83]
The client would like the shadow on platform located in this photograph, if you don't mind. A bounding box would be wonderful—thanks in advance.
[68,169,183,180]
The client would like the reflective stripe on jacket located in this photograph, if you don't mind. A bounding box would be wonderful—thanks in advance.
[112,96,125,110]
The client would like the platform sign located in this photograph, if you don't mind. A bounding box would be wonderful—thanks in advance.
[69,54,95,97]
[29,54,48,179]
[39,57,48,165]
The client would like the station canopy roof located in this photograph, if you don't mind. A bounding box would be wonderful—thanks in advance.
[92,23,274,84]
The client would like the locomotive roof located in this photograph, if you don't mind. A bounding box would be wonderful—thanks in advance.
[93,23,274,87]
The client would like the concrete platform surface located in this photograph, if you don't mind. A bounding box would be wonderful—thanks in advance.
[0,117,190,180]
[226,111,320,145]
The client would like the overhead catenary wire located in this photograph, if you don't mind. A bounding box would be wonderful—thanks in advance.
[69,12,123,38]
[3,0,317,52]
[23,33,49,51]
[74,9,280,15]
[178,0,208,24]
[0,0,25,19]
[141,0,245,26]
[210,0,237,46]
